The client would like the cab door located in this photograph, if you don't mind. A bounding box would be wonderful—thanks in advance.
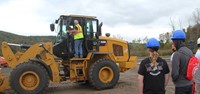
[84,19,99,52]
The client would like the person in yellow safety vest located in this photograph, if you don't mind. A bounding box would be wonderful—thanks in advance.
[68,20,84,58]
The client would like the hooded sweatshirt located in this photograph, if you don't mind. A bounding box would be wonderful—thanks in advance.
[171,47,193,87]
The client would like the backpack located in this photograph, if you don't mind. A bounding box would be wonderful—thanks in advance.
[186,56,199,80]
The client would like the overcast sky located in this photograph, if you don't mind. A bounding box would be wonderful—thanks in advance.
[0,0,199,42]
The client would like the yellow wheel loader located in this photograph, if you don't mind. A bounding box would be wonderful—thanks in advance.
[0,14,137,94]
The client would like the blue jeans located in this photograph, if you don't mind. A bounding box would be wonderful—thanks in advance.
[74,39,83,58]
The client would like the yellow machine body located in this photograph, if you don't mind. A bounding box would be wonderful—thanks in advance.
[0,14,137,93]
[0,36,137,92]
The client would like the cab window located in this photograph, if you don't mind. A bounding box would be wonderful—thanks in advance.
[85,20,98,39]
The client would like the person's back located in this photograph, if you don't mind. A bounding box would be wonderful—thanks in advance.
[138,38,170,94]
[139,57,169,94]
[172,47,193,87]
[171,30,193,94]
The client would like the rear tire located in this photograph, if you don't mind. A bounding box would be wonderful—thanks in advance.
[88,58,119,90]
[9,62,49,94]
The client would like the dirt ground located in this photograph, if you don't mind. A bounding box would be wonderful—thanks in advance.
[1,58,175,94]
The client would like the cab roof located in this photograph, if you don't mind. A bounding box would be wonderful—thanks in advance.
[61,14,96,19]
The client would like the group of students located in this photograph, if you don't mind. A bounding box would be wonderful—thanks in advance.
[138,30,200,94]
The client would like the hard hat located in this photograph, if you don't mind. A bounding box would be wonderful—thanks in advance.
[146,38,160,48]
[197,38,200,44]
[171,30,186,40]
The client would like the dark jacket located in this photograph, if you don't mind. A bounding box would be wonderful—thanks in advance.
[171,47,193,87]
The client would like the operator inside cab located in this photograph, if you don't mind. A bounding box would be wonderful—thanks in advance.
[68,20,84,58]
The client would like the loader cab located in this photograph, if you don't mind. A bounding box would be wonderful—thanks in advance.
[50,15,103,60]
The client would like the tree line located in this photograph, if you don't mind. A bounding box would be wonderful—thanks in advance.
[129,8,200,57]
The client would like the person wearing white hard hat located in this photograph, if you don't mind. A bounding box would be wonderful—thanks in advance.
[194,38,200,94]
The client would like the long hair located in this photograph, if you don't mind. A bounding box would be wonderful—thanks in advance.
[149,47,159,67]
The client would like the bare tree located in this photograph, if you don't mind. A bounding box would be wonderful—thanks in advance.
[159,33,165,43]
[132,39,136,43]
[165,32,171,43]
[169,17,176,31]
[159,32,172,44]
[137,38,141,43]
[193,8,200,24]
[179,18,182,29]
[188,17,193,26]
[143,36,148,43]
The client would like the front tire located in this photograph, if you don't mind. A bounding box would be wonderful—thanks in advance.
[88,58,119,90]
[9,62,49,94]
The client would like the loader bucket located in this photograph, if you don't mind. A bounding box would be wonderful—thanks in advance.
[0,68,9,92]
[118,56,137,72]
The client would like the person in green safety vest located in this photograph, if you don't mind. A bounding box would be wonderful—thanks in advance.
[68,20,84,58]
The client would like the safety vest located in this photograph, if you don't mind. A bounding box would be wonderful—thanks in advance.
[74,24,84,40]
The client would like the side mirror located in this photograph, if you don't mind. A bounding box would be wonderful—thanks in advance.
[99,22,103,27]
[50,23,55,32]
[55,20,58,24]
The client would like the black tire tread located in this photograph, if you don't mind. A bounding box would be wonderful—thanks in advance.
[9,62,49,94]
[88,58,119,90]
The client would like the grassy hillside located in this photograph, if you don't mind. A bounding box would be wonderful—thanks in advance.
[0,31,56,55]
[0,30,174,57]
[0,31,56,44]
